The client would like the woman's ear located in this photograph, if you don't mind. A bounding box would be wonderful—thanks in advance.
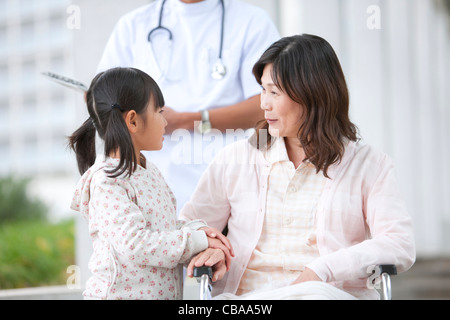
[124,110,138,133]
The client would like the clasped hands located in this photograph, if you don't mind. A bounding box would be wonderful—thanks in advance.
[186,227,234,282]
[186,227,321,285]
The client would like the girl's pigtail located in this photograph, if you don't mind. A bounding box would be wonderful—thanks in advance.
[68,118,97,175]
[103,106,137,178]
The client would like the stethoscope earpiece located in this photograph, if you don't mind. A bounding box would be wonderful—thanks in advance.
[148,0,227,80]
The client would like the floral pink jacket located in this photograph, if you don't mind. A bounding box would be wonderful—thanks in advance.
[180,139,415,299]
[71,156,208,300]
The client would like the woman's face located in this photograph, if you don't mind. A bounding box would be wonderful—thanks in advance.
[260,64,304,138]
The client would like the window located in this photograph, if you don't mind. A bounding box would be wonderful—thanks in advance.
[22,94,37,126]
[22,58,36,85]
[0,98,10,126]
[0,139,11,174]
[0,63,8,92]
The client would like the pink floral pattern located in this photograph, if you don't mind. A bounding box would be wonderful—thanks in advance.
[71,156,208,300]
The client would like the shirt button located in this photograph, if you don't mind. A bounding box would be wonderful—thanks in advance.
[289,186,297,193]
[284,217,293,225]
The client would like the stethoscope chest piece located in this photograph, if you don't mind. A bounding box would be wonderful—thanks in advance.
[211,59,227,80]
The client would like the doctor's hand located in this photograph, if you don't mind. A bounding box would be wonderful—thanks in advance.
[162,106,201,134]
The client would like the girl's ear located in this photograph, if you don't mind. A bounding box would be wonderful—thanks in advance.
[124,110,138,133]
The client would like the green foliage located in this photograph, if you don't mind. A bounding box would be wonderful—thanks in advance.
[0,176,47,223]
[0,219,75,289]
[0,176,75,289]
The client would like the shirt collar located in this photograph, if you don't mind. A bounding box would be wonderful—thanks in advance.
[170,0,220,15]
[264,137,317,170]
[264,137,290,164]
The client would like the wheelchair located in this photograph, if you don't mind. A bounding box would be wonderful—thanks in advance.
[183,266,214,300]
[184,264,397,300]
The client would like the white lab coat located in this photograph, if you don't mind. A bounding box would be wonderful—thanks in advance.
[97,0,280,211]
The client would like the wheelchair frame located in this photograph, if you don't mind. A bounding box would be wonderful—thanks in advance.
[185,264,397,300]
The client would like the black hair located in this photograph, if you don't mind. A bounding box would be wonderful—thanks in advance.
[68,67,165,178]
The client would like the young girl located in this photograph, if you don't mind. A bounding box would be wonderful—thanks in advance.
[69,67,231,300]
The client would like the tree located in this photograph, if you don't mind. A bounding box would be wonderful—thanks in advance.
[0,176,47,223]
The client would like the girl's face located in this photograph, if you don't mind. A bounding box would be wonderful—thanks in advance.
[260,64,304,139]
[132,99,167,152]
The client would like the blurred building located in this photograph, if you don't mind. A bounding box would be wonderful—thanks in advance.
[0,0,80,222]
[0,0,75,175]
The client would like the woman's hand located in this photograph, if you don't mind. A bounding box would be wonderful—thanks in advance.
[291,267,322,285]
[199,226,234,270]
[187,248,227,282]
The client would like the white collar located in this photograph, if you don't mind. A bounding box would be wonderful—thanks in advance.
[169,0,220,15]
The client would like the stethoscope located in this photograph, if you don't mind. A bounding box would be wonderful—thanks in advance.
[147,0,227,80]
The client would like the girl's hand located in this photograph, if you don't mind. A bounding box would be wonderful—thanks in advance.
[199,227,234,270]
[200,226,233,254]
[187,248,227,282]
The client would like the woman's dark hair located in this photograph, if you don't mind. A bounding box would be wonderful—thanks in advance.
[252,34,359,178]
[68,67,165,178]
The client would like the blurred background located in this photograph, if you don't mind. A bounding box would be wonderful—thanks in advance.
[0,0,449,299]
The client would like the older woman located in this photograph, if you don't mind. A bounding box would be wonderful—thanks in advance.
[180,34,415,300]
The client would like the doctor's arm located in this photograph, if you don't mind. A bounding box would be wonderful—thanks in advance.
[162,94,263,134]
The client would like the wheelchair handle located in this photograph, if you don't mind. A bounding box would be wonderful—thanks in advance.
[378,264,397,300]
[193,266,213,279]
[193,266,213,300]
[378,264,397,276]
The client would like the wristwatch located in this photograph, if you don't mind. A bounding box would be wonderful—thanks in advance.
[198,110,212,134]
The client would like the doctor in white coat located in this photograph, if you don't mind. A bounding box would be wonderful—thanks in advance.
[97,0,280,211]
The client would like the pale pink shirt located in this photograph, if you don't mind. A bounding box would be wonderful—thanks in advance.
[180,138,416,299]
[237,138,326,295]
[71,156,208,300]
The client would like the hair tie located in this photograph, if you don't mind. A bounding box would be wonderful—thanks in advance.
[111,103,123,111]
[88,117,99,132]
